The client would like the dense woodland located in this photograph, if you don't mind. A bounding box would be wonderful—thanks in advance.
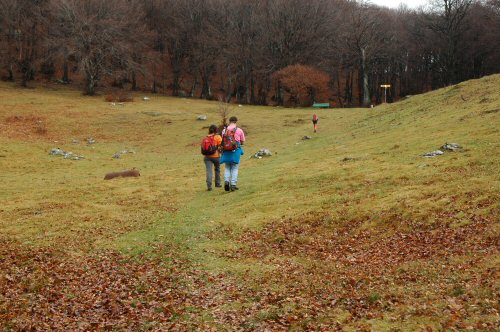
[0,0,499,106]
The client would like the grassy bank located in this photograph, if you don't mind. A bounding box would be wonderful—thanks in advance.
[1,75,498,330]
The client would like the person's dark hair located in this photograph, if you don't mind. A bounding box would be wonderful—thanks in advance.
[208,124,218,134]
[229,116,238,123]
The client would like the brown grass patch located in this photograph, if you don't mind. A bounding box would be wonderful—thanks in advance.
[1,115,50,140]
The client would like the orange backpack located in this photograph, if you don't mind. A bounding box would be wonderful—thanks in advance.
[201,135,217,155]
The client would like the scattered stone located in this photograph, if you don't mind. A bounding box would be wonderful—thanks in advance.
[238,104,243,107]
[441,143,462,152]
[423,143,463,157]
[71,139,79,144]
[49,148,84,160]
[251,148,272,159]
[142,111,163,117]
[104,169,140,180]
[112,149,136,159]
[341,157,357,162]
[143,96,150,101]
[418,163,430,168]
[49,148,65,156]
[87,137,96,145]
[302,135,312,140]
[63,152,85,160]
[197,115,207,121]
[423,150,444,158]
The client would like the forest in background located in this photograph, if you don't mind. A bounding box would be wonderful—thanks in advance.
[0,0,499,107]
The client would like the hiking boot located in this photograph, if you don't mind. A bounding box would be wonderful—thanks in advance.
[230,185,239,191]
[207,187,212,191]
[224,182,230,191]
[215,184,222,188]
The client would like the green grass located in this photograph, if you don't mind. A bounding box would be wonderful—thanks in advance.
[0,75,499,330]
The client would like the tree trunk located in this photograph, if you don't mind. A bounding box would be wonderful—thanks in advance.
[62,58,69,83]
[86,73,96,96]
[361,48,371,107]
[200,69,212,100]
[131,71,137,91]
[172,71,180,96]
[335,67,344,108]
[250,76,256,104]
[20,63,31,88]
[245,77,251,104]
[345,70,352,106]
[7,64,14,81]
[277,81,284,106]
[190,76,197,97]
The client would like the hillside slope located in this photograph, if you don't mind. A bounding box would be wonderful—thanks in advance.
[0,75,498,330]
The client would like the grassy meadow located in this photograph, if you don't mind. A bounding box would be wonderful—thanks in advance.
[0,75,499,330]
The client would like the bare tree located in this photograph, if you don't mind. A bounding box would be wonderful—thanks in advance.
[0,0,48,86]
[341,1,388,106]
[427,0,474,85]
[50,0,150,95]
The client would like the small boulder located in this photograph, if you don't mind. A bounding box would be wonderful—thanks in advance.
[197,115,207,121]
[143,96,150,101]
[63,152,84,160]
[49,148,65,156]
[87,137,96,145]
[251,148,272,158]
[441,143,462,152]
[423,150,444,157]
[302,135,312,140]
[112,149,136,159]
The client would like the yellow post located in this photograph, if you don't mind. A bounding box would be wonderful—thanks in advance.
[380,84,391,103]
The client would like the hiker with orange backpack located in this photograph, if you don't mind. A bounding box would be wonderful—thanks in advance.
[201,124,222,191]
[220,116,245,192]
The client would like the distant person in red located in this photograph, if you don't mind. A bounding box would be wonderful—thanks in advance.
[312,114,318,133]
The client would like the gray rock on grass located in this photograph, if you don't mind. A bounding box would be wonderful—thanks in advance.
[112,149,136,159]
[63,152,85,160]
[49,148,84,160]
[251,148,272,159]
[423,150,444,157]
[49,148,65,156]
[197,115,207,121]
[441,143,462,151]
[422,142,463,157]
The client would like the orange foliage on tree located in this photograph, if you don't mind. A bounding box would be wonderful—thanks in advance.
[272,64,330,107]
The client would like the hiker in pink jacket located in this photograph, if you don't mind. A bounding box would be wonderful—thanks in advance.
[312,114,318,133]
